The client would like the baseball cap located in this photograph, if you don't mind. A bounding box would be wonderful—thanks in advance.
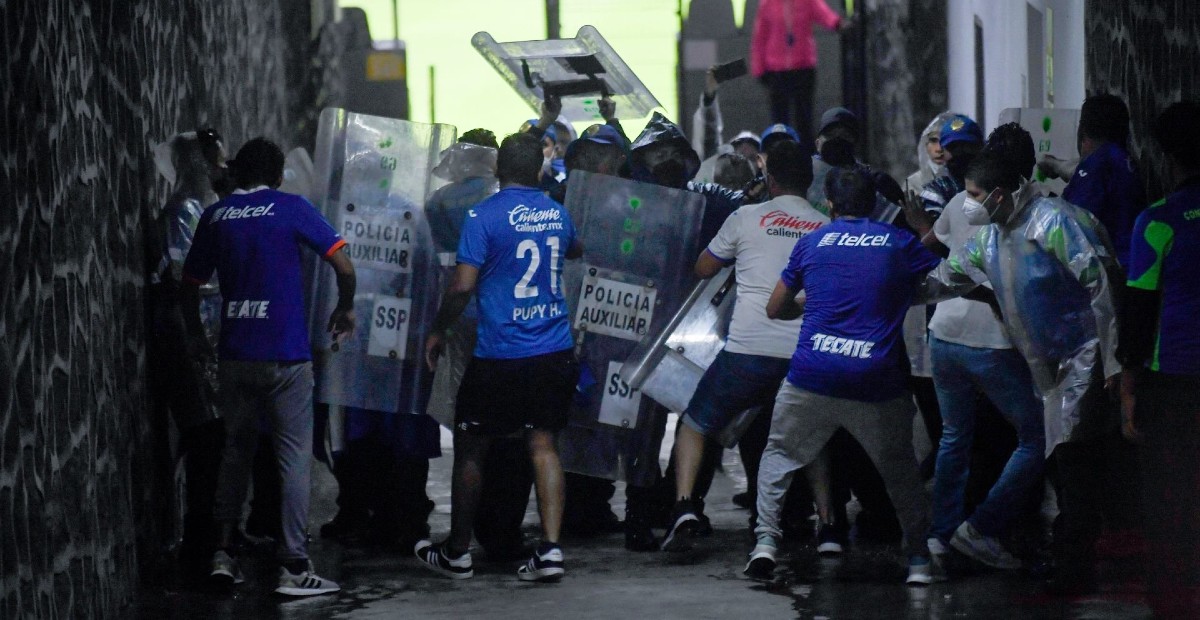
[818,107,860,137]
[939,115,984,148]
[579,123,624,146]
[730,130,762,149]
[761,123,800,149]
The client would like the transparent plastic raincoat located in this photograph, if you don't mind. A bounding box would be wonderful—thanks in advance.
[924,182,1121,453]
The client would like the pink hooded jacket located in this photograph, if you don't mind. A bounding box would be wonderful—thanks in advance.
[750,0,843,76]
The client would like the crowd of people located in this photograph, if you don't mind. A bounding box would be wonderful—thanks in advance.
[148,39,1198,617]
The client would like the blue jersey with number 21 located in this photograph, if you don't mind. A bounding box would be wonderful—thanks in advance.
[457,186,577,359]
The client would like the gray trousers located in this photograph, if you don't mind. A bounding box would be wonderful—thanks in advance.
[755,382,931,557]
[214,360,314,561]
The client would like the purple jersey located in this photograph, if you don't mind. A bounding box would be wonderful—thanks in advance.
[183,188,344,362]
[781,217,941,401]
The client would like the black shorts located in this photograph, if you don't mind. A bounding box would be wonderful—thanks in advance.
[455,348,580,437]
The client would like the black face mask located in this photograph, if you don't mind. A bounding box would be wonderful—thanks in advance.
[650,159,689,189]
[946,153,974,184]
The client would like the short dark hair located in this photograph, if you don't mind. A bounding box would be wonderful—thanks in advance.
[496,132,543,186]
[714,153,755,190]
[818,137,856,168]
[229,137,284,188]
[566,140,624,175]
[983,122,1036,180]
[824,167,875,217]
[764,140,813,192]
[1153,101,1200,169]
[460,128,498,149]
[196,127,224,167]
[1079,94,1130,147]
[966,150,1022,194]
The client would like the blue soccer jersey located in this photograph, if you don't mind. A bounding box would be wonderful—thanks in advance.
[457,186,577,359]
[1062,142,1145,266]
[183,188,345,362]
[781,217,942,401]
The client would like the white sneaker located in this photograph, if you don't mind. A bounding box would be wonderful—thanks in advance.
[950,522,1021,570]
[274,561,340,597]
[906,556,933,585]
[743,537,778,581]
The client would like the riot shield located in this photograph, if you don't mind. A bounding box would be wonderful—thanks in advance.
[558,171,705,484]
[308,108,456,414]
[422,143,499,427]
[618,267,756,448]
[473,26,663,125]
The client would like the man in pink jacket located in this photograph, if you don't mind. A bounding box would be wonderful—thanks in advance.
[751,0,854,147]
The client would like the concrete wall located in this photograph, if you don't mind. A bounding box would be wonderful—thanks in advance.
[947,0,1086,131]
[0,1,343,616]
[1085,1,1200,199]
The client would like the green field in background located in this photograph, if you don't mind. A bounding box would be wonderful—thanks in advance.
[340,1,749,137]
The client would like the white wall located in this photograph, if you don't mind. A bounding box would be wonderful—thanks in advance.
[946,0,1085,132]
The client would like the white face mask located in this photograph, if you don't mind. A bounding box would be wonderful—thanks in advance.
[962,196,991,225]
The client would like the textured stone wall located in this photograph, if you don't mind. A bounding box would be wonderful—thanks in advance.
[863,0,948,182]
[1086,1,1200,198]
[0,1,342,616]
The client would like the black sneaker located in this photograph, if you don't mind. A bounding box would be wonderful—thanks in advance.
[414,540,474,580]
[624,517,659,552]
[731,491,755,510]
[661,501,701,552]
[517,545,565,582]
[209,549,245,585]
[816,522,846,555]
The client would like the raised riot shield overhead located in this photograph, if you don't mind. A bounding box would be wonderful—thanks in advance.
[559,171,705,484]
[309,108,457,414]
[473,26,663,125]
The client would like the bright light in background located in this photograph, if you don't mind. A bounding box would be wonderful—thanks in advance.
[340,1,687,136]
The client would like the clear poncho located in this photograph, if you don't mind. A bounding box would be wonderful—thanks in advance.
[923,182,1122,453]
[905,111,957,194]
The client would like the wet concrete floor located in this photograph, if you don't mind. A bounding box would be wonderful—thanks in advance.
[136,421,1153,619]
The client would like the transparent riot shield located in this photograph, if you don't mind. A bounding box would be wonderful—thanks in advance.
[309,108,457,414]
[473,26,663,125]
[558,171,705,484]
[618,267,756,448]
[422,143,499,427]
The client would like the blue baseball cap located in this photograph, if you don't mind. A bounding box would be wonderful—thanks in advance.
[580,123,624,146]
[761,123,800,148]
[939,115,983,148]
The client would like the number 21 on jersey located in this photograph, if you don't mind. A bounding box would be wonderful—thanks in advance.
[514,236,561,299]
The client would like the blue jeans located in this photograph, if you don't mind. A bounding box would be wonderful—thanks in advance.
[929,337,1046,542]
[681,350,791,437]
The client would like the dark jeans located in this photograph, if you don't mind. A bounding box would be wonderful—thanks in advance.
[331,438,433,545]
[1137,372,1200,618]
[762,68,816,146]
[1049,441,1105,572]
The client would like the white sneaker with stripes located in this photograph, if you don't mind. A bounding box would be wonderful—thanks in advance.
[274,561,341,597]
